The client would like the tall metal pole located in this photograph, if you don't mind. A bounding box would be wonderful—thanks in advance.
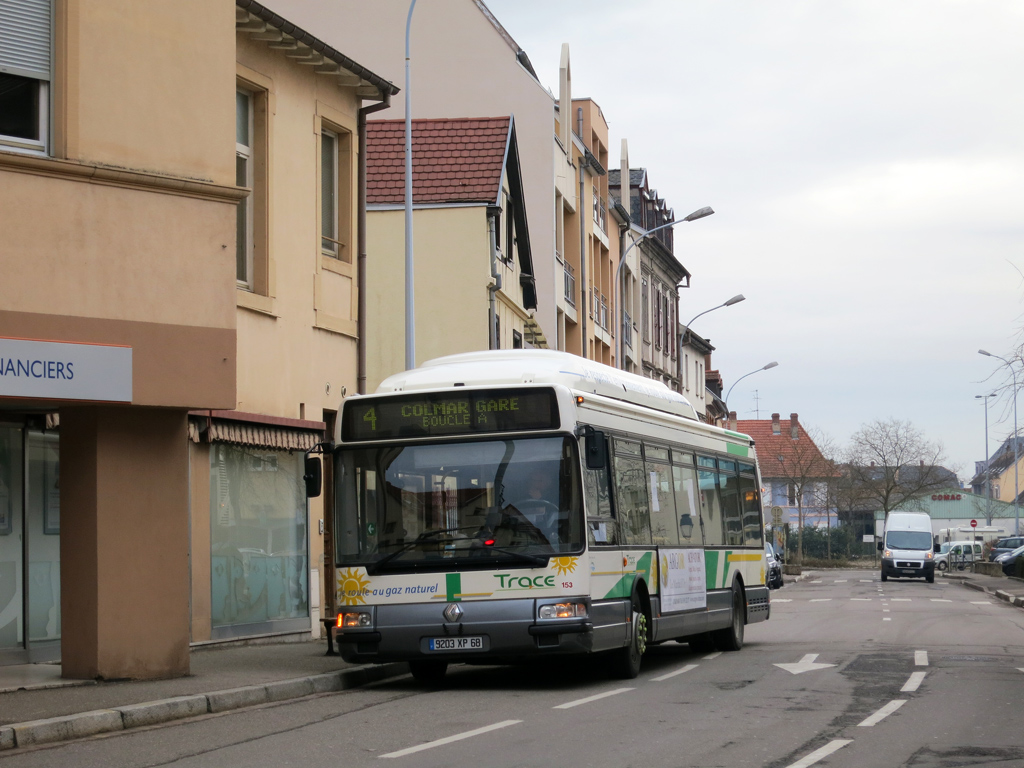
[404,0,417,371]
[977,393,995,525]
[980,350,1020,535]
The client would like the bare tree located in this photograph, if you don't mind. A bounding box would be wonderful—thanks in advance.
[772,425,838,565]
[845,418,954,519]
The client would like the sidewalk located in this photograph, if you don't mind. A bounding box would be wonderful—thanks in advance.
[943,569,1024,608]
[0,639,408,751]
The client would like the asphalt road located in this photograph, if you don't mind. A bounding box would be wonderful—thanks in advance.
[4,569,1024,768]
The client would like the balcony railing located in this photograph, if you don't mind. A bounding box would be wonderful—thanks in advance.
[563,261,576,307]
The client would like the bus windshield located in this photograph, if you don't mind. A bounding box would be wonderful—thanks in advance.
[335,435,583,571]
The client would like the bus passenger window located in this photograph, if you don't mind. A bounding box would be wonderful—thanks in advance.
[584,460,616,545]
[613,450,652,545]
[697,456,725,547]
[672,464,700,545]
[738,466,763,546]
[719,471,744,546]
[646,460,678,545]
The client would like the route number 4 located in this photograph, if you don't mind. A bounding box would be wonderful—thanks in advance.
[363,407,377,431]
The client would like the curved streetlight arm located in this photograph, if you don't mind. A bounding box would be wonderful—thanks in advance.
[724,361,778,410]
[681,294,745,346]
[616,207,714,369]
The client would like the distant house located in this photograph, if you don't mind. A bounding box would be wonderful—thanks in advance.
[735,413,835,528]
[365,116,540,390]
[971,435,1024,505]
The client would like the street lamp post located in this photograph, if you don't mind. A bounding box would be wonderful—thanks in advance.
[615,206,714,370]
[724,361,779,412]
[979,349,1019,535]
[680,294,745,349]
[403,0,417,371]
[976,392,997,526]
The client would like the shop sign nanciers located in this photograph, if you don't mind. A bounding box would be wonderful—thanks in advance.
[0,337,132,403]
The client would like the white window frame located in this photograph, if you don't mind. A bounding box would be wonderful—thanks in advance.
[321,128,339,258]
[0,77,48,156]
[236,88,254,290]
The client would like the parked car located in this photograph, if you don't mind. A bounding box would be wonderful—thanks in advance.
[995,544,1024,577]
[989,536,1024,561]
[934,541,983,572]
[765,543,784,589]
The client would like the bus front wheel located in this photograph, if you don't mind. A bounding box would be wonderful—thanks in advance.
[615,595,648,679]
[409,660,448,686]
[712,589,745,652]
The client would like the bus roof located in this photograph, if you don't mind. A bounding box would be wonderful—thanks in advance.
[376,349,700,422]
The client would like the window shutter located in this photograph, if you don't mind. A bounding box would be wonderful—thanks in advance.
[0,0,52,81]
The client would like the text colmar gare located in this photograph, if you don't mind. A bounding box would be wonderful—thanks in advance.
[402,397,520,428]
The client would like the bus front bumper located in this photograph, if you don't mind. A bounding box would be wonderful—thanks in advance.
[333,598,596,664]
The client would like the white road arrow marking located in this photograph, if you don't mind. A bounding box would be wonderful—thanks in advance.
[774,653,836,675]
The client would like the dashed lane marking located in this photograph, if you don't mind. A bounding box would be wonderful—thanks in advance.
[930,599,952,603]
[915,650,928,666]
[784,740,853,768]
[883,618,892,621]
[892,598,911,601]
[379,720,522,758]
[652,664,698,682]
[702,652,722,660]
[857,700,906,727]
[774,599,793,602]
[834,579,848,583]
[902,672,927,692]
[851,598,872,601]
[809,598,832,602]
[553,688,634,710]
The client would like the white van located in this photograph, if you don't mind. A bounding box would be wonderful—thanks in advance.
[934,540,983,572]
[879,511,935,583]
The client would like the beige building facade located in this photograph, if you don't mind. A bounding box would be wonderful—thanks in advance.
[1,0,238,677]
[259,0,558,354]
[0,0,396,675]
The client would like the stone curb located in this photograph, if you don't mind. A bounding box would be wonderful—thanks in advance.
[0,662,409,751]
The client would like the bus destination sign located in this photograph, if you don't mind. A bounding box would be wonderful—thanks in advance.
[341,388,560,441]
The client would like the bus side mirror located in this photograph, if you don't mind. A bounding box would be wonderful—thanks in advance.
[304,455,322,498]
[584,429,606,470]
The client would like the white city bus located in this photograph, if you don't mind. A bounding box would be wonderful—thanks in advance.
[315,350,769,684]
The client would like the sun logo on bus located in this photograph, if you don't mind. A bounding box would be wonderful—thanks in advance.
[551,557,578,576]
[338,568,371,605]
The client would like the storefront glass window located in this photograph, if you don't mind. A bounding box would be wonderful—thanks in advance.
[209,444,308,629]
[0,426,24,651]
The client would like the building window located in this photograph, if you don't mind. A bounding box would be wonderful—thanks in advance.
[512,329,523,349]
[684,353,689,391]
[321,129,338,257]
[0,0,51,155]
[788,483,797,506]
[641,277,649,342]
[236,89,255,288]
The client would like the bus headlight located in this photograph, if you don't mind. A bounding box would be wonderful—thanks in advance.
[539,602,588,620]
[338,612,372,628]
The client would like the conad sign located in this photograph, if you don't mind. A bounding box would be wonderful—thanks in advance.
[0,337,132,403]
[931,493,962,501]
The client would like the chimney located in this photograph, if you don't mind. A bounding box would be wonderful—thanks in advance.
[790,413,799,440]
[920,460,925,467]
[771,413,780,435]
[870,461,876,467]
[729,410,737,432]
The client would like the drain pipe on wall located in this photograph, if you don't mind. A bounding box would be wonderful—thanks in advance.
[357,94,391,395]
[487,205,502,350]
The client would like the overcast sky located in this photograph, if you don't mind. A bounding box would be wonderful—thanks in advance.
[484,0,1024,481]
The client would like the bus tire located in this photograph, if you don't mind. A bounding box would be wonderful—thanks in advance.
[614,593,648,679]
[712,588,744,652]
[409,660,448,686]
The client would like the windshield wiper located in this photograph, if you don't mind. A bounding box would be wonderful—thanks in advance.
[366,529,455,574]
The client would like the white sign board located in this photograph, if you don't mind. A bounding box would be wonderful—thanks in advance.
[0,337,132,403]
[660,548,707,612]
[862,534,875,543]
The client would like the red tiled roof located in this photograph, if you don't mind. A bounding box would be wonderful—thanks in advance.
[736,416,835,479]
[366,117,510,205]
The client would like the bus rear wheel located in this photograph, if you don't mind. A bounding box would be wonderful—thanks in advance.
[409,660,448,686]
[712,589,744,652]
[614,596,648,679]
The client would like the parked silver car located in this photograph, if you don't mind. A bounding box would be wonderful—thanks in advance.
[765,543,784,589]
